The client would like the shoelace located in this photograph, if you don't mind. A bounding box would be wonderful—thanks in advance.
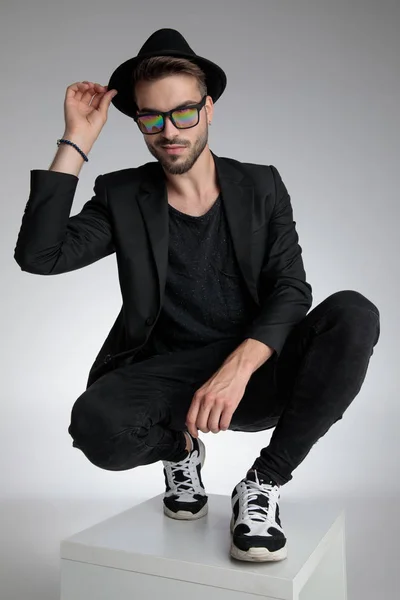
[166,453,198,494]
[240,479,279,524]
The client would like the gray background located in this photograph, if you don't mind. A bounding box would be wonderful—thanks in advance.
[2,0,399,598]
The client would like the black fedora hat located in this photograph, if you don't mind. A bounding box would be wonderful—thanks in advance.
[107,28,227,118]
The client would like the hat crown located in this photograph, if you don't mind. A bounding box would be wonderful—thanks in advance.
[108,28,227,118]
[138,28,195,57]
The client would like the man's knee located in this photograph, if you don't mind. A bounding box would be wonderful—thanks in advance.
[68,392,112,445]
[68,388,142,449]
[67,391,146,470]
[327,289,380,319]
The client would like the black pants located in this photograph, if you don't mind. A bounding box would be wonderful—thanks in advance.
[68,290,380,486]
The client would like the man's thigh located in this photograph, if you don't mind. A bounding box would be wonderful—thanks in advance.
[229,353,283,432]
[130,337,247,431]
[70,338,245,440]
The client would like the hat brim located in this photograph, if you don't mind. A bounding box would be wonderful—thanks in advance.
[108,50,227,118]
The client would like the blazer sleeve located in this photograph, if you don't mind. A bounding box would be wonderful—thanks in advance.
[244,165,313,356]
[14,169,115,275]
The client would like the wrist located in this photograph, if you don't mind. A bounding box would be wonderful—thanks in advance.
[222,349,254,379]
[223,338,274,377]
[62,132,94,155]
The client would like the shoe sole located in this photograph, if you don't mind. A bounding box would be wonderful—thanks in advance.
[163,436,208,521]
[229,515,288,562]
[163,501,208,520]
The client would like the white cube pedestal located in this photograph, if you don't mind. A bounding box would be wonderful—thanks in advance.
[60,493,347,600]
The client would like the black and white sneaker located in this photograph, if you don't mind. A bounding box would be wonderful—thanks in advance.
[230,468,287,562]
[162,432,208,520]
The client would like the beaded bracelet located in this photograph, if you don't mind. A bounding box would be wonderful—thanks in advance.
[57,138,89,162]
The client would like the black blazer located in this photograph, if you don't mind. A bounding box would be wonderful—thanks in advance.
[14,151,313,388]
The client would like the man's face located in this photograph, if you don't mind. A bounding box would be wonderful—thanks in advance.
[134,74,212,175]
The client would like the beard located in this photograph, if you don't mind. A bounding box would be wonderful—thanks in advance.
[144,124,209,175]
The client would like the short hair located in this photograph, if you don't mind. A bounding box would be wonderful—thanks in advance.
[132,56,207,106]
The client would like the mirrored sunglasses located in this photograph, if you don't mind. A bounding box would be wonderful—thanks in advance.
[134,95,207,135]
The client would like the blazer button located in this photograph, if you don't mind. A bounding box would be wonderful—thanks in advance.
[103,354,112,364]
[146,316,155,326]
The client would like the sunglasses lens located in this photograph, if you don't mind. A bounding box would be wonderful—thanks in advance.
[137,114,163,134]
[172,107,198,128]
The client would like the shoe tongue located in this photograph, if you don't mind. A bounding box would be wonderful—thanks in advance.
[246,469,276,486]
[246,470,272,521]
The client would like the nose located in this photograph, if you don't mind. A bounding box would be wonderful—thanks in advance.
[162,115,180,137]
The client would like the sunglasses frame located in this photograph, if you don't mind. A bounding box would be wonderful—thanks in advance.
[133,95,208,135]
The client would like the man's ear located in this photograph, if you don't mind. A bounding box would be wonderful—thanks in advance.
[205,97,214,122]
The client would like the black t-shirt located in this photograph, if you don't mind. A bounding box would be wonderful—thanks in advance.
[135,194,258,359]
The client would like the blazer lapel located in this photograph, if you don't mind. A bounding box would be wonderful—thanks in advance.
[137,163,169,309]
[137,153,259,310]
[213,152,259,304]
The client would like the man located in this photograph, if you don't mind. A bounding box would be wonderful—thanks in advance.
[14,28,380,563]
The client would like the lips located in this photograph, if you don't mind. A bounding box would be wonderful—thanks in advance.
[162,145,186,154]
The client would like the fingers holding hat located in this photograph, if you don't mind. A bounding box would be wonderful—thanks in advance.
[81,82,109,104]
